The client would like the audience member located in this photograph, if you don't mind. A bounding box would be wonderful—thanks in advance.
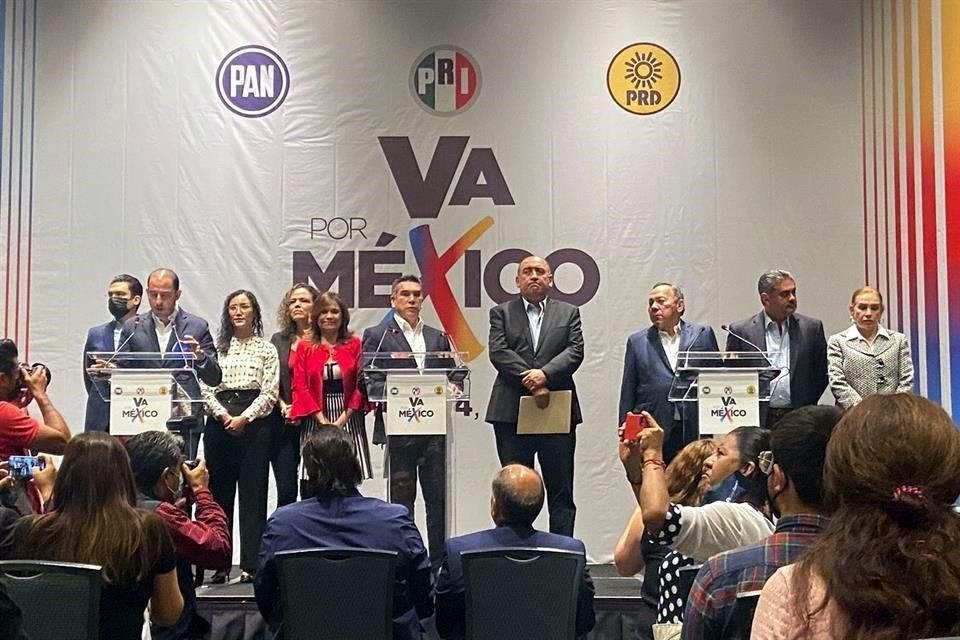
[827,286,913,409]
[201,289,279,584]
[682,406,840,640]
[82,273,142,432]
[435,464,596,639]
[13,432,183,640]
[615,439,716,635]
[269,283,321,506]
[752,394,960,639]
[255,426,433,640]
[290,291,369,477]
[126,430,232,640]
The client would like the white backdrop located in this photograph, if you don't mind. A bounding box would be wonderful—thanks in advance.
[5,0,865,562]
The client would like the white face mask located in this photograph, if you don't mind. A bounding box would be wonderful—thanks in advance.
[163,468,184,502]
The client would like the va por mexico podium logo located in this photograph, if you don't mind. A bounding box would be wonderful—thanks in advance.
[607,42,680,116]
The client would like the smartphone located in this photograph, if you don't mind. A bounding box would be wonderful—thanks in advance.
[623,412,648,442]
[8,455,44,479]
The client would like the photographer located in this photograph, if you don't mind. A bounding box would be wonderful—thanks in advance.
[125,431,231,640]
[0,339,70,513]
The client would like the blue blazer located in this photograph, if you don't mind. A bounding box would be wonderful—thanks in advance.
[435,524,596,639]
[82,320,120,432]
[255,491,433,640]
[617,320,720,439]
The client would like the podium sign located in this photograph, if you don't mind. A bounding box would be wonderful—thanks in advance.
[385,373,448,436]
[697,371,760,435]
[109,375,173,436]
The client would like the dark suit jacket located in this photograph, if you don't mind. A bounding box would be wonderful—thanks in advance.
[485,297,584,426]
[118,309,222,409]
[434,524,596,639]
[361,315,453,444]
[255,490,433,640]
[724,311,827,408]
[617,321,720,438]
[82,320,120,432]
[269,332,294,405]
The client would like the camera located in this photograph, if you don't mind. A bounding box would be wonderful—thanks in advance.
[18,362,51,389]
[184,459,201,470]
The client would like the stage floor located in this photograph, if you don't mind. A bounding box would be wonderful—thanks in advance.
[195,563,652,640]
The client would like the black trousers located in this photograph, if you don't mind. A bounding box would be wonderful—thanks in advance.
[388,434,446,565]
[269,422,300,508]
[492,422,577,537]
[204,411,275,573]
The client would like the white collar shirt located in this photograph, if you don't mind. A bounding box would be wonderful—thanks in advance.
[394,313,426,368]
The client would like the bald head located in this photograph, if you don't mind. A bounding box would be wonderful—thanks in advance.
[491,464,545,526]
[516,256,553,304]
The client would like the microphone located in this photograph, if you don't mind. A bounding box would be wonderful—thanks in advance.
[372,323,400,363]
[720,324,766,355]
[104,315,142,365]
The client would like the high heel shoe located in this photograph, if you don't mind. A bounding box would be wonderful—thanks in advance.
[239,570,255,583]
[210,569,230,585]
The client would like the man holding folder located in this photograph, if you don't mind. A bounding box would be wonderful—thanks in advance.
[485,255,584,536]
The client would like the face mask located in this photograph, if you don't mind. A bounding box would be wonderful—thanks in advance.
[108,296,130,321]
[163,469,184,502]
[764,472,786,519]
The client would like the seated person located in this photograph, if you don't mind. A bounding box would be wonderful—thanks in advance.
[0,454,56,558]
[681,405,840,640]
[255,426,433,640]
[435,464,596,639]
[125,431,232,640]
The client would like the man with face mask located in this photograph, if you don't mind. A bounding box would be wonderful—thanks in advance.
[82,274,143,432]
[125,430,231,640]
[680,405,839,640]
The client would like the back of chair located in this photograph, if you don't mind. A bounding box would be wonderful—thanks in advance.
[0,560,102,640]
[676,564,703,607]
[276,547,397,640]
[462,547,585,640]
[733,590,762,639]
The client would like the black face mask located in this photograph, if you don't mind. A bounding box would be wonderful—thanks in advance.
[108,296,130,321]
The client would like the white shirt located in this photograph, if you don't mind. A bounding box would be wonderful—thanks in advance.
[113,323,123,351]
[659,324,681,371]
[153,306,179,352]
[394,313,426,368]
[524,298,545,349]
[843,323,891,352]
[201,336,280,421]
[764,312,792,408]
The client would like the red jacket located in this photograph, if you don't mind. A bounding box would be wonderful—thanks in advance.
[154,487,232,570]
[290,336,365,420]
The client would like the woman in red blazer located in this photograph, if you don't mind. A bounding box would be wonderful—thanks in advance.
[289,291,371,478]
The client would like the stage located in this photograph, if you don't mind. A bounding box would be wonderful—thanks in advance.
[195,563,652,640]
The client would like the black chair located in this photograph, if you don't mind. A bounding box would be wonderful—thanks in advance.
[461,547,585,640]
[0,560,102,640]
[733,589,762,639]
[276,547,397,640]
[676,563,703,607]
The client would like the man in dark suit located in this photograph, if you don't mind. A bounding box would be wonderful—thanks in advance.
[82,274,142,432]
[486,255,584,536]
[618,282,720,463]
[361,274,452,567]
[434,464,595,639]
[119,268,221,456]
[725,269,827,427]
[255,427,433,640]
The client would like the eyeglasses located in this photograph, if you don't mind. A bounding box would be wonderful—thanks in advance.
[758,450,775,475]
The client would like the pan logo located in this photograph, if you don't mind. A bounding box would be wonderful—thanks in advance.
[217,45,290,118]
[606,43,680,116]
[410,46,481,115]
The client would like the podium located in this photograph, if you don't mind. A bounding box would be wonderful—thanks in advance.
[85,351,206,453]
[669,350,786,435]
[362,350,470,540]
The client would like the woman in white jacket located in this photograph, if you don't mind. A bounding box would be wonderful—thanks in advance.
[827,286,913,410]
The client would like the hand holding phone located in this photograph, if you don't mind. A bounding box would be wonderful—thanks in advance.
[8,455,45,479]
[622,412,648,442]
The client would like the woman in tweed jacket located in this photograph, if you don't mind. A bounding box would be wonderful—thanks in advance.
[827,286,913,410]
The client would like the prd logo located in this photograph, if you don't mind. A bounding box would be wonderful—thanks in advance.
[607,42,680,115]
[217,45,290,118]
[410,46,480,115]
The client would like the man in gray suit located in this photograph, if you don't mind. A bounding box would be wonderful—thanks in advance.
[486,256,584,536]
[724,269,827,427]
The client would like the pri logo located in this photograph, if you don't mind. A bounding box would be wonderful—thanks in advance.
[606,43,680,116]
[217,45,290,118]
[410,46,481,115]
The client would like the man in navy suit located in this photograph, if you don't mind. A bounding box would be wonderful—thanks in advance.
[618,282,720,462]
[119,268,221,456]
[724,270,827,427]
[434,464,595,639]
[255,427,433,640]
[361,274,453,568]
[82,274,143,432]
